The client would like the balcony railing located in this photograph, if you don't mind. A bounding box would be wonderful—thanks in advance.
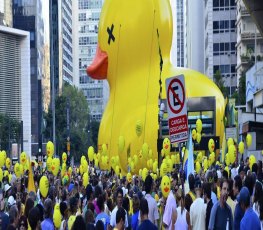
[241,32,263,40]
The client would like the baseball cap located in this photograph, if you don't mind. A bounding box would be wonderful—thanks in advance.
[4,184,11,193]
[237,186,250,204]
[8,196,16,206]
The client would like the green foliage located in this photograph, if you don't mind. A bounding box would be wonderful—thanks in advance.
[231,73,246,105]
[0,113,21,154]
[44,84,92,162]
[214,70,227,97]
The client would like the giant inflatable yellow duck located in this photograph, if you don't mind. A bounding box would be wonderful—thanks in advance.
[87,0,225,173]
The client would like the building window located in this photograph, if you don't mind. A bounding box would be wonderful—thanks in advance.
[213,0,235,11]
[213,20,236,33]
[213,42,236,55]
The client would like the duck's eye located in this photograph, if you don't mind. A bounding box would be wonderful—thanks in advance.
[107,24,115,45]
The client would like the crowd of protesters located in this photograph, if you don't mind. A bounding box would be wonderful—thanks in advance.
[0,156,262,230]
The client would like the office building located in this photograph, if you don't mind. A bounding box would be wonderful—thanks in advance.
[50,0,78,97]
[236,0,263,82]
[0,25,31,156]
[78,0,109,121]
[13,0,50,155]
[204,0,237,96]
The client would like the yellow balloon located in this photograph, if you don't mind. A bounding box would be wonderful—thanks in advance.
[197,152,203,163]
[227,138,234,148]
[62,163,67,172]
[14,163,21,178]
[2,151,6,163]
[46,157,52,172]
[209,152,215,165]
[225,153,230,166]
[0,151,5,168]
[229,151,235,164]
[53,203,62,228]
[166,159,173,173]
[135,119,143,137]
[238,141,245,154]
[195,162,201,174]
[127,173,132,183]
[162,138,171,156]
[161,175,171,198]
[160,163,167,177]
[46,141,54,158]
[51,158,60,176]
[83,172,89,188]
[62,152,67,163]
[97,152,101,162]
[0,168,2,182]
[196,133,201,144]
[79,165,84,175]
[208,139,215,153]
[203,158,208,171]
[192,129,197,140]
[82,159,88,173]
[88,146,94,161]
[147,159,153,170]
[95,159,99,168]
[5,158,11,169]
[39,176,49,198]
[118,136,125,153]
[110,156,116,169]
[196,119,202,133]
[142,168,148,181]
[81,156,86,165]
[249,155,256,170]
[142,143,149,159]
[246,134,252,147]
[139,169,142,177]
[153,160,158,173]
[68,167,72,176]
[20,152,27,165]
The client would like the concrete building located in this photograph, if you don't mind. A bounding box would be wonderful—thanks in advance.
[78,0,109,121]
[236,0,263,82]
[0,0,12,27]
[170,0,186,67]
[13,0,50,155]
[204,0,237,96]
[0,25,31,156]
[50,0,78,96]
[186,0,205,73]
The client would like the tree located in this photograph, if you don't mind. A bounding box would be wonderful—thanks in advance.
[214,70,227,97]
[0,113,21,154]
[231,73,246,105]
[44,84,91,162]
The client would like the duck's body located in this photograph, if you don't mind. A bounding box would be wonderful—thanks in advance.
[87,0,225,172]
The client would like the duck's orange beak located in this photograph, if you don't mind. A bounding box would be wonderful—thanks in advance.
[86,45,108,79]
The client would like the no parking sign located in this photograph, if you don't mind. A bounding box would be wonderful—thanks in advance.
[165,75,188,143]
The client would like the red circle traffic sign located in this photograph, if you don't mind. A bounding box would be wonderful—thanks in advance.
[167,78,185,114]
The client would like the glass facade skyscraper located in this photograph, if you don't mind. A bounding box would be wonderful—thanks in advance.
[78,0,109,121]
[13,0,50,155]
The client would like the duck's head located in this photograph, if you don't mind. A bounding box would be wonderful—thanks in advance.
[87,0,173,80]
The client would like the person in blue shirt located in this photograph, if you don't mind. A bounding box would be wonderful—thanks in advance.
[131,195,140,230]
[41,198,54,230]
[233,175,243,230]
[238,186,261,230]
[137,198,157,230]
[95,195,110,230]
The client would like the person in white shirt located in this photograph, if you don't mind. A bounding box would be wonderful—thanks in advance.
[144,175,159,226]
[163,178,177,230]
[109,188,128,230]
[190,176,206,230]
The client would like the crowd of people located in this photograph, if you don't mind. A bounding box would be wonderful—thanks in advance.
[0,156,262,230]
